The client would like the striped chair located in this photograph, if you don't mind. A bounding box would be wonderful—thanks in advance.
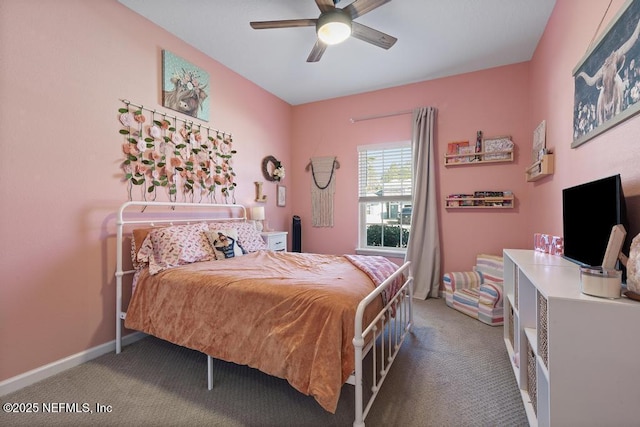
[443,254,504,326]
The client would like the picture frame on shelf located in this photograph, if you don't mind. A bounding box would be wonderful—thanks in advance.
[446,141,469,154]
[482,136,513,160]
[572,0,640,148]
[532,120,546,162]
[445,141,469,164]
[277,185,286,207]
[458,145,476,162]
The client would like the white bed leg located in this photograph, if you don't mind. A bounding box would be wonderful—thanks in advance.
[115,313,122,354]
[207,355,213,390]
[353,336,365,427]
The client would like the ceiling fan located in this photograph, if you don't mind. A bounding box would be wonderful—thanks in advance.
[250,0,397,62]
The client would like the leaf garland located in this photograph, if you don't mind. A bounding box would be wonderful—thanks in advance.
[118,105,237,203]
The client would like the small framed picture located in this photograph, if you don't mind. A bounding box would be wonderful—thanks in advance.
[532,121,546,162]
[458,145,476,162]
[277,185,286,207]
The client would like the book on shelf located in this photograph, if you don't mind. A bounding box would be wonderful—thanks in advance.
[446,141,469,163]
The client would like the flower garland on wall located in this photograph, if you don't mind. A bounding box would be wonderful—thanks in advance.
[118,100,236,203]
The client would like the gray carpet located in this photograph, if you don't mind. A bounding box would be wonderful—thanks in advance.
[0,299,528,426]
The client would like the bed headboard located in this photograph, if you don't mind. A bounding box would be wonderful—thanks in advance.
[115,201,248,353]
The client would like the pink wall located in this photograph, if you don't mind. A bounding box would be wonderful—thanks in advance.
[0,0,291,381]
[528,0,640,241]
[291,63,533,272]
[3,0,640,388]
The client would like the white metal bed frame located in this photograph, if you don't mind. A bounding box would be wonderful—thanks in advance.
[115,201,414,427]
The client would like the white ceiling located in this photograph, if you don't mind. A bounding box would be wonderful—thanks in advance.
[118,0,557,106]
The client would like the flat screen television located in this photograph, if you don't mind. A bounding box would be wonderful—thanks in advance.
[562,174,629,273]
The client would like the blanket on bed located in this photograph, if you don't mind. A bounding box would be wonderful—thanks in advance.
[344,254,403,307]
[124,251,397,413]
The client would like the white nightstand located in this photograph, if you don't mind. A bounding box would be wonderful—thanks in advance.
[260,231,288,252]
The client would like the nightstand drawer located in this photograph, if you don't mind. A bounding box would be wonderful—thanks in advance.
[270,239,286,251]
[260,231,288,252]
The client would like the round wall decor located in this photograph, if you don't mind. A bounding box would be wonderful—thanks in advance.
[262,155,285,182]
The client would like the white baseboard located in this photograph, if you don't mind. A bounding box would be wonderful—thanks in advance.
[0,332,146,397]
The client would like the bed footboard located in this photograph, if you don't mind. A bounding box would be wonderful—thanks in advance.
[352,261,413,427]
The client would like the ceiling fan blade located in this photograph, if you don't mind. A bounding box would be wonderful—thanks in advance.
[351,21,397,49]
[315,0,335,13]
[343,0,391,20]
[250,19,316,29]
[307,40,327,62]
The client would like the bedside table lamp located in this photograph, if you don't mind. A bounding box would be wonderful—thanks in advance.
[251,206,265,232]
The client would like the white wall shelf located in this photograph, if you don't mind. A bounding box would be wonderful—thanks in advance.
[445,195,514,209]
[444,150,513,166]
[525,154,554,182]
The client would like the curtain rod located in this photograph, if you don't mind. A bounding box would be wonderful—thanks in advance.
[349,109,413,123]
[120,99,231,136]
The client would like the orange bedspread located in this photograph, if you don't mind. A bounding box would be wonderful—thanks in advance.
[124,251,384,413]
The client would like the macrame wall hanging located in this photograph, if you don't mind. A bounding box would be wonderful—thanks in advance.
[306,156,340,227]
[118,99,236,204]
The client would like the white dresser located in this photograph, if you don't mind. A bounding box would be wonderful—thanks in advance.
[503,249,640,427]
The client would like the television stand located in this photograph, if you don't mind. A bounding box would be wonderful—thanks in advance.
[502,249,640,426]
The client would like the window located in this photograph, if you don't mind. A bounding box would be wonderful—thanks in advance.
[357,141,412,253]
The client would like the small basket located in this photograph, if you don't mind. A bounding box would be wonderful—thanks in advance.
[537,293,548,367]
[527,341,537,414]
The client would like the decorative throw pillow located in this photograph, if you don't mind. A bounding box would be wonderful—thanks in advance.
[207,222,267,252]
[205,229,244,260]
[130,227,154,269]
[136,234,154,267]
[131,238,142,270]
[147,223,214,275]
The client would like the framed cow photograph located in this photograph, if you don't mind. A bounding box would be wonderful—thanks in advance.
[572,0,640,148]
[162,50,210,121]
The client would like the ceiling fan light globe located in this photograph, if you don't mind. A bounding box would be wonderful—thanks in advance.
[318,21,351,44]
[317,10,352,45]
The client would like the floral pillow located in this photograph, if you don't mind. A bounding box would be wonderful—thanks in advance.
[205,229,244,260]
[136,234,155,267]
[207,221,267,252]
[130,227,154,269]
[131,237,144,270]
[147,223,214,275]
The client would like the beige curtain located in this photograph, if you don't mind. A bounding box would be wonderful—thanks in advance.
[405,107,441,299]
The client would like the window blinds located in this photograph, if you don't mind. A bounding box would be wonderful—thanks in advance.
[358,142,412,202]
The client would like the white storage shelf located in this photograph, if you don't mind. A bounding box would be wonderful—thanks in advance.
[502,249,640,427]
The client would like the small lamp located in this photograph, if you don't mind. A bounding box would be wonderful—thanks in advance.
[251,206,265,232]
[317,10,352,45]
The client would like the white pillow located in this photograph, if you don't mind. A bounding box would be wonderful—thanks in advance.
[205,229,244,260]
[206,221,267,252]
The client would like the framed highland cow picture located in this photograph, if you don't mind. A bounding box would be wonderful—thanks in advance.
[572,0,640,148]
[162,50,210,121]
